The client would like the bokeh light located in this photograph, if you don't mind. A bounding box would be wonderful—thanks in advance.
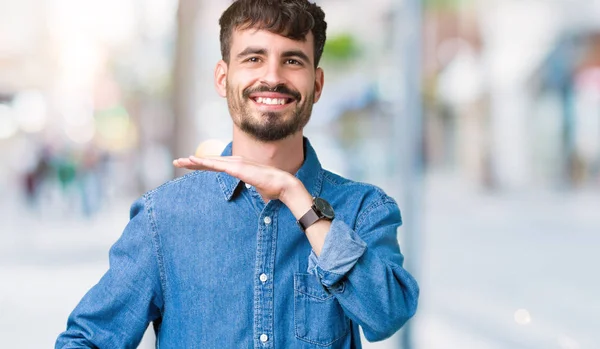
[13,91,48,133]
[0,104,18,139]
[514,309,532,325]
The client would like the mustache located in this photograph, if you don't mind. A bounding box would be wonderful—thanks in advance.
[242,84,302,101]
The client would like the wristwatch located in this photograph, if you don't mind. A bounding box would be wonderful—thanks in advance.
[297,197,335,232]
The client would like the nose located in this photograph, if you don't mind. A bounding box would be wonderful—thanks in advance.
[259,61,285,87]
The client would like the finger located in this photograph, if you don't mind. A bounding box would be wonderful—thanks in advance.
[190,156,244,163]
[188,157,234,172]
[173,158,209,170]
[174,156,246,173]
[190,156,260,181]
[173,158,186,168]
[173,158,197,167]
[187,156,275,189]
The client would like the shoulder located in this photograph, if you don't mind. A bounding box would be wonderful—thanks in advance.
[322,170,396,205]
[321,170,400,228]
[141,170,220,210]
[148,170,215,194]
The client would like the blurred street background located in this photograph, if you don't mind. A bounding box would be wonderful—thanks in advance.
[1,0,599,348]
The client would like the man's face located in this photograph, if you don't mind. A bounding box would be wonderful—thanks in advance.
[215,28,324,142]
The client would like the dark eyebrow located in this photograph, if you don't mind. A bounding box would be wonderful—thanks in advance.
[282,50,311,65]
[236,47,267,59]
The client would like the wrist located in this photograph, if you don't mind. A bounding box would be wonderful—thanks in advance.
[279,178,313,219]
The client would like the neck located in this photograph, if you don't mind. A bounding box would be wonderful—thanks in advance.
[231,126,305,175]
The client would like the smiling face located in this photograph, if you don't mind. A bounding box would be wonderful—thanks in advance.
[215,28,324,142]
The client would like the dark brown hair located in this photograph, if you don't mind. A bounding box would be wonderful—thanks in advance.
[219,0,327,68]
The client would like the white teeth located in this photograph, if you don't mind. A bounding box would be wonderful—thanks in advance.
[255,97,287,105]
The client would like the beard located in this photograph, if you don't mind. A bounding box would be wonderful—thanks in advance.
[226,82,314,142]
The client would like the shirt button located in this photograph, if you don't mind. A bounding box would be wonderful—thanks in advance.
[245,183,252,189]
[259,273,268,282]
[263,216,272,225]
[260,334,268,343]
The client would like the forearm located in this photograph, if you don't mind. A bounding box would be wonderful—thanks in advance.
[55,334,98,349]
[327,247,419,341]
[56,264,161,349]
[280,178,419,340]
[305,201,419,341]
[279,178,330,256]
[56,197,163,349]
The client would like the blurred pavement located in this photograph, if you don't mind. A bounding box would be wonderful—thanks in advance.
[415,174,600,349]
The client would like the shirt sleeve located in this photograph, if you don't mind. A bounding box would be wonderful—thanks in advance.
[307,218,367,287]
[307,195,419,342]
[55,196,164,349]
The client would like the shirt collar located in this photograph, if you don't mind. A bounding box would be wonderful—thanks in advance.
[216,137,324,201]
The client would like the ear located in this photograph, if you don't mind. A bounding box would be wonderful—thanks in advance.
[214,60,228,98]
[313,67,325,103]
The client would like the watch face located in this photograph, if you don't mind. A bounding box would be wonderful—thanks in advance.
[314,197,335,219]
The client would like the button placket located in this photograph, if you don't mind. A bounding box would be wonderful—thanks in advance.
[254,206,277,348]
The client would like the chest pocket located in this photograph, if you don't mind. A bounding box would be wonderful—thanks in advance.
[294,273,350,346]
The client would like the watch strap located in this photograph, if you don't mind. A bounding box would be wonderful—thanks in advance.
[297,206,321,232]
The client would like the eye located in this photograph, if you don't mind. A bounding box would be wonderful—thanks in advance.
[245,57,261,63]
[285,59,302,66]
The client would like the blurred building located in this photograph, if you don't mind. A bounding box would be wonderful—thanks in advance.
[0,0,178,206]
[421,0,600,191]
[531,31,600,188]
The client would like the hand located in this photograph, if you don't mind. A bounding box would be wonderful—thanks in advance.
[173,156,301,202]
[174,155,329,255]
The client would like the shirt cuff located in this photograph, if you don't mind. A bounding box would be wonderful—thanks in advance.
[307,218,367,288]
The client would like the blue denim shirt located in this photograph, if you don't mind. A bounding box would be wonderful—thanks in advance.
[56,138,419,349]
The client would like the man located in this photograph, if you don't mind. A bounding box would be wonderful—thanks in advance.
[56,0,419,348]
